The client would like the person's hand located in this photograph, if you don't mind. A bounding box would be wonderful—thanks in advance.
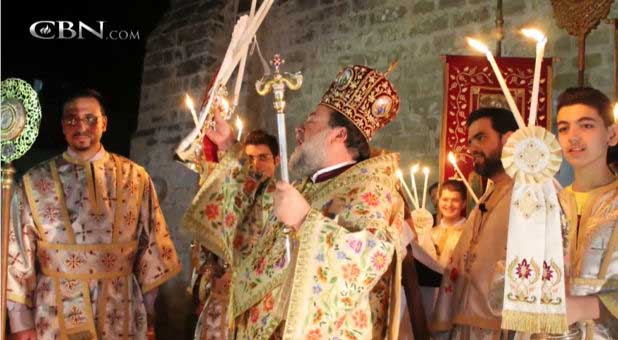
[274,181,310,231]
[204,111,235,152]
[9,329,36,340]
[566,295,600,325]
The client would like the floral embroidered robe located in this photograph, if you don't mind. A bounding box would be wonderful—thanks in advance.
[559,180,618,339]
[431,177,514,340]
[7,151,182,339]
[183,144,404,339]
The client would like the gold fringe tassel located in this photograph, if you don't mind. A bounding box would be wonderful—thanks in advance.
[501,310,568,334]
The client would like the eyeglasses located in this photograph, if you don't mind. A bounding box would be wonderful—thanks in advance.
[247,154,273,162]
[62,115,104,127]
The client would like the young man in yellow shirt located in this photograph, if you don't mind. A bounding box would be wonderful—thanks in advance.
[556,87,618,338]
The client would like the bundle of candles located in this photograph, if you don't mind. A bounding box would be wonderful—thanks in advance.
[396,164,431,211]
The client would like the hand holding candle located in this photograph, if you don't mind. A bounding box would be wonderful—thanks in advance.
[521,28,547,127]
[448,152,480,203]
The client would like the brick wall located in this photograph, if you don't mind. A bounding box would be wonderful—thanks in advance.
[132,0,617,337]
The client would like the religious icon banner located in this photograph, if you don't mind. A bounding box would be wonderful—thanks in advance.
[439,55,553,192]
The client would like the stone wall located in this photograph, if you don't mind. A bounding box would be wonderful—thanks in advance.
[132,0,617,337]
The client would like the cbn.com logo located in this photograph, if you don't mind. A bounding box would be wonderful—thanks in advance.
[29,21,140,40]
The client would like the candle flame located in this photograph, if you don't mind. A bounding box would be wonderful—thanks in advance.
[447,152,457,165]
[218,97,230,114]
[614,103,618,124]
[235,116,243,129]
[521,28,547,43]
[396,169,403,178]
[411,164,419,173]
[423,167,430,175]
[185,94,195,111]
[466,37,489,54]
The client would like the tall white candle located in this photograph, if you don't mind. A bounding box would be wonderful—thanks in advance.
[467,37,525,129]
[448,152,480,203]
[422,167,429,210]
[410,164,420,209]
[397,169,419,210]
[235,116,243,141]
[521,28,547,127]
[184,94,199,127]
[613,103,618,124]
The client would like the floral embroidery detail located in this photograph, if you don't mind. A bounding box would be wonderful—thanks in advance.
[307,329,322,340]
[371,251,387,271]
[317,267,328,282]
[347,239,363,253]
[249,306,260,323]
[342,263,360,282]
[542,261,553,281]
[65,253,85,270]
[263,292,274,312]
[204,204,220,219]
[506,257,540,303]
[100,253,117,269]
[42,206,60,222]
[224,213,236,228]
[352,310,368,328]
[516,258,532,279]
[123,211,136,226]
[361,192,379,207]
[34,178,53,193]
[243,179,257,194]
[313,308,324,323]
[255,258,266,275]
[161,246,174,261]
[67,305,85,325]
[124,181,137,195]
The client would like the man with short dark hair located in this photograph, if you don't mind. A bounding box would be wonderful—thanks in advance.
[7,89,181,340]
[555,87,618,338]
[243,129,280,178]
[432,107,518,339]
[184,64,406,339]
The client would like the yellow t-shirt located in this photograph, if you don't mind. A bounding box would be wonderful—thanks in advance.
[565,185,592,216]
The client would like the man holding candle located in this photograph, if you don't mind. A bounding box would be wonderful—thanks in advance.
[183,64,406,339]
[188,129,281,339]
[555,87,618,338]
[431,107,518,339]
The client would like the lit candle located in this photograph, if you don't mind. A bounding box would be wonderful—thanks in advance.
[448,152,480,203]
[410,164,420,209]
[467,37,525,128]
[397,169,419,210]
[521,28,547,127]
[235,116,244,141]
[422,167,429,210]
[614,103,618,124]
[184,94,200,127]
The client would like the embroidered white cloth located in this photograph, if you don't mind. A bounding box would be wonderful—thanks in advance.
[500,126,567,333]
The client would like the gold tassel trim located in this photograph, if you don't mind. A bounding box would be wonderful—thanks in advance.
[501,310,568,334]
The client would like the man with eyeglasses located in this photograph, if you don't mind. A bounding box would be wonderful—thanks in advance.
[6,89,181,340]
[243,129,280,179]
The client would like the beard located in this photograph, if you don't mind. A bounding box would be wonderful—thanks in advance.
[473,145,504,178]
[289,129,329,178]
